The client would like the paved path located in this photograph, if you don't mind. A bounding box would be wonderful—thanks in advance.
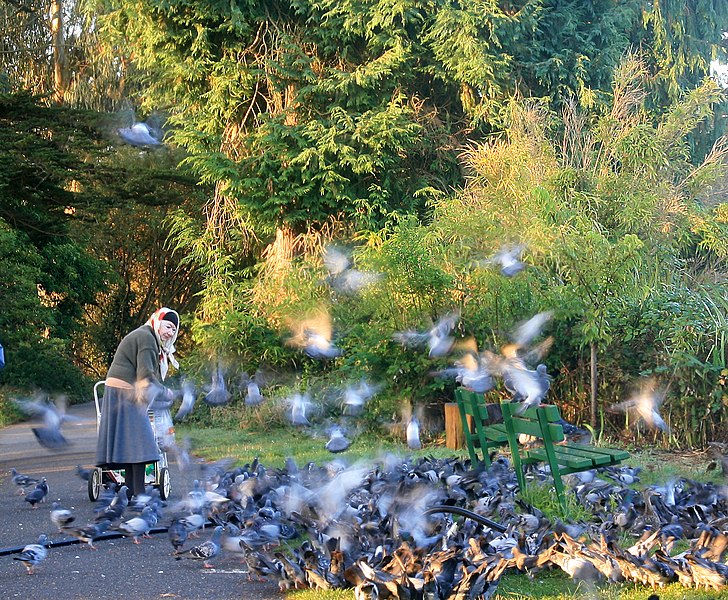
[0,401,280,599]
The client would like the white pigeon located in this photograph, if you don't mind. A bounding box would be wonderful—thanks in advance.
[289,392,312,426]
[611,383,670,433]
[512,311,553,347]
[242,373,265,407]
[204,364,231,407]
[406,416,422,450]
[487,243,526,277]
[117,121,163,147]
[13,534,49,574]
[343,379,381,416]
[323,245,382,294]
[504,364,551,415]
[394,312,459,358]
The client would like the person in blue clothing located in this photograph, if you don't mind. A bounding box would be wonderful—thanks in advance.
[95,307,180,499]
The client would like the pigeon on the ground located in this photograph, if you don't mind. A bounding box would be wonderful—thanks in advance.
[24,478,49,508]
[13,534,49,574]
[76,464,92,482]
[325,427,351,453]
[61,519,111,549]
[168,518,188,554]
[10,468,39,495]
[118,506,157,544]
[174,525,224,568]
[50,501,75,531]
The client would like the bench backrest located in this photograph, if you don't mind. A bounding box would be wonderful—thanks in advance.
[500,402,565,442]
[455,388,503,423]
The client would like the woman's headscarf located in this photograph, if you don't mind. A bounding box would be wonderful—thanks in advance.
[146,307,180,380]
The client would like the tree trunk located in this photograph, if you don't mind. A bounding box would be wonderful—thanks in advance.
[590,342,598,429]
[50,0,65,103]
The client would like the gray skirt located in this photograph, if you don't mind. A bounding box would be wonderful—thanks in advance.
[96,385,160,468]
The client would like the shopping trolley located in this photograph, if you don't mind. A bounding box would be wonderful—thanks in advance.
[88,380,172,501]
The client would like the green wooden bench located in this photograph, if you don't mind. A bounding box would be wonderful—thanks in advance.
[500,401,630,511]
[454,387,509,468]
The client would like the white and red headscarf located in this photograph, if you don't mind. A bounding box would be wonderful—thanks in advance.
[146,307,180,380]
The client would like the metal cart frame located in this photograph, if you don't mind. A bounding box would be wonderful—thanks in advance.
[88,380,171,501]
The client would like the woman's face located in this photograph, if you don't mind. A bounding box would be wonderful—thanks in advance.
[159,320,177,342]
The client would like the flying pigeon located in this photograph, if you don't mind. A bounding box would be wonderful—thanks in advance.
[289,392,312,426]
[286,311,342,359]
[406,416,423,450]
[24,478,49,508]
[486,243,526,277]
[10,468,39,495]
[610,381,670,433]
[322,245,382,294]
[504,364,551,415]
[174,525,224,568]
[12,394,78,449]
[342,379,381,416]
[394,312,459,358]
[13,534,49,574]
[175,378,198,420]
[325,427,351,453]
[204,364,232,407]
[241,372,265,407]
[117,121,163,147]
[50,501,75,532]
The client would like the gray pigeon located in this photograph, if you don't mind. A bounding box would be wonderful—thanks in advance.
[50,501,75,532]
[13,534,49,574]
[174,525,224,568]
[394,312,459,358]
[241,372,265,407]
[10,468,39,495]
[322,245,382,294]
[168,518,188,554]
[175,378,198,420]
[118,506,157,544]
[24,478,49,508]
[610,382,670,433]
[342,379,381,416]
[325,427,351,453]
[303,329,342,359]
[289,392,312,426]
[13,394,78,449]
[61,519,111,549]
[505,364,551,415]
[487,243,526,277]
[204,365,231,407]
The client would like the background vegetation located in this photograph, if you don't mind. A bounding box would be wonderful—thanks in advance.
[1,0,727,448]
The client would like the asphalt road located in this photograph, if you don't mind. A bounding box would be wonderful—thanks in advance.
[0,401,281,599]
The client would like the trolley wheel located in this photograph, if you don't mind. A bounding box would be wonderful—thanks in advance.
[88,468,102,501]
[158,467,171,500]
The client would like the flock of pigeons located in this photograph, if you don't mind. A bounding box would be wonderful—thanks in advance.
[6,241,694,599]
[9,449,728,597]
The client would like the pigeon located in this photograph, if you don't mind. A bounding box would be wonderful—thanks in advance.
[24,478,49,508]
[504,364,551,415]
[322,245,382,294]
[175,525,223,568]
[13,534,49,574]
[487,243,526,277]
[12,394,78,449]
[289,392,312,426]
[406,416,422,450]
[75,465,92,483]
[325,427,352,453]
[342,378,381,416]
[394,312,459,358]
[118,506,157,544]
[168,518,189,554]
[286,311,342,359]
[241,372,265,407]
[204,364,232,407]
[175,378,198,420]
[61,519,111,549]
[610,381,670,433]
[512,311,553,348]
[117,121,163,147]
[50,501,75,531]
[10,468,39,495]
